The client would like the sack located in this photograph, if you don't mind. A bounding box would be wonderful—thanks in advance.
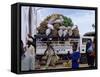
[63,60,72,67]
[42,55,47,60]
[55,54,60,61]
[51,55,59,64]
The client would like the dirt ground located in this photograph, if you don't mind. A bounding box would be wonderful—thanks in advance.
[35,63,88,70]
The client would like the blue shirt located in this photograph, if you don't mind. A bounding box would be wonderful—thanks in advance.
[71,51,80,69]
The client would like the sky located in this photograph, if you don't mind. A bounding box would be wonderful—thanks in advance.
[36,7,95,35]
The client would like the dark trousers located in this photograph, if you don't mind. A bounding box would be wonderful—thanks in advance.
[87,52,94,67]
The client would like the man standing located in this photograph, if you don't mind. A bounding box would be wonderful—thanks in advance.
[86,39,94,68]
[71,44,80,69]
[44,42,57,68]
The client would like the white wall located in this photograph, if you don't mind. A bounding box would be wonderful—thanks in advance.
[21,7,37,46]
[21,6,29,46]
[0,0,99,77]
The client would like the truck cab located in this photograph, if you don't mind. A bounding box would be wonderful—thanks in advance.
[80,36,94,53]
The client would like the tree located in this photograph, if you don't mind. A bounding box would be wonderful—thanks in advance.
[62,16,73,27]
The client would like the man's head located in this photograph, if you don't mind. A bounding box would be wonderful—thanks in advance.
[87,39,92,43]
[72,43,78,51]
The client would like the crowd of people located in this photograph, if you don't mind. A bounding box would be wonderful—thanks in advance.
[21,33,96,71]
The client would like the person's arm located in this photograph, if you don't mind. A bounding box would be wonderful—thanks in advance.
[50,45,55,55]
[44,47,48,55]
